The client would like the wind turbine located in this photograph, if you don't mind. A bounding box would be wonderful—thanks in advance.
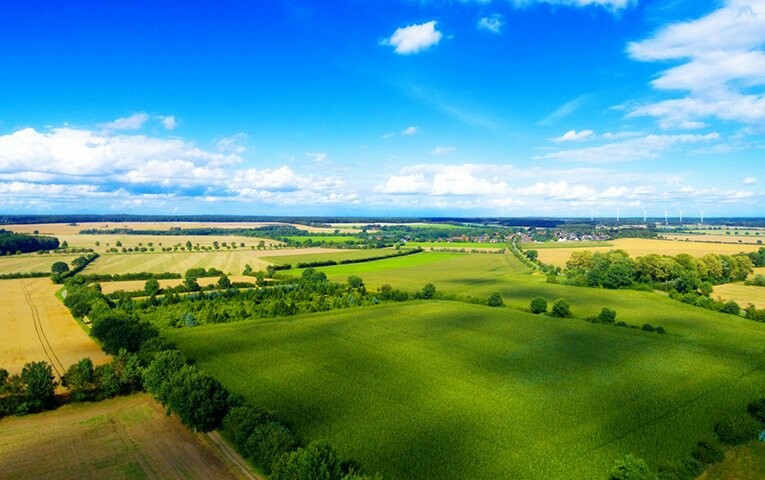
[664,210,669,226]
[679,210,683,224]
[616,209,620,222]
[643,209,647,223]
[590,209,594,222]
[700,210,704,225]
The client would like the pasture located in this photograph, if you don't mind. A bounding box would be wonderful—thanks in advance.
[0,393,249,480]
[0,278,108,377]
[82,247,350,275]
[0,253,83,274]
[535,238,761,267]
[167,299,765,480]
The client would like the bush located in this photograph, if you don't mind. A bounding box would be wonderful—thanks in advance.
[691,440,725,465]
[715,415,762,445]
[598,307,616,324]
[655,326,667,334]
[747,398,765,423]
[551,299,570,318]
[530,297,547,314]
[609,454,657,480]
[421,283,436,299]
[720,300,740,315]
[642,324,655,332]
[487,291,503,307]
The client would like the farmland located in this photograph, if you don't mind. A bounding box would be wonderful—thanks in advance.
[0,278,108,376]
[0,253,83,274]
[405,241,507,250]
[535,238,762,267]
[662,233,764,245]
[167,298,765,480]
[0,393,250,480]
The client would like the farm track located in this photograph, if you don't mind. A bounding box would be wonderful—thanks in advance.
[20,280,65,378]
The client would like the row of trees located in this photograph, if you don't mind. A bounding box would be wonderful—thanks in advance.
[564,250,754,293]
[0,229,59,255]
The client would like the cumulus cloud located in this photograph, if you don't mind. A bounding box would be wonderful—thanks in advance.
[537,132,720,163]
[477,14,503,34]
[0,125,351,210]
[743,176,758,185]
[627,0,765,128]
[382,21,443,55]
[553,129,594,142]
[431,146,457,156]
[101,113,149,131]
[402,126,418,136]
[159,115,177,130]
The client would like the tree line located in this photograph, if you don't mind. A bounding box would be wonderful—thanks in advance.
[0,229,59,255]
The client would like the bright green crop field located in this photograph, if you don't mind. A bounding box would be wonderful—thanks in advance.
[168,298,765,480]
[262,248,404,265]
[405,241,507,250]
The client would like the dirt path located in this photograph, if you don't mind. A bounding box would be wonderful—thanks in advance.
[207,430,264,480]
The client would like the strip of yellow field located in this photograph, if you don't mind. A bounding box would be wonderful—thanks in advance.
[536,238,761,267]
[662,233,764,244]
[97,275,255,294]
[713,283,765,309]
[4,221,349,235]
[0,278,108,377]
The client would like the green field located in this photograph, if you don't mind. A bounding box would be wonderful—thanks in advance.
[168,299,765,480]
[284,235,363,244]
[262,248,401,265]
[166,251,765,479]
[405,241,507,250]
[0,254,83,274]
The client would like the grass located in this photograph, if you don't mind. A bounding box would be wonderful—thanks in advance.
[261,248,400,265]
[167,298,765,480]
[0,393,246,480]
[698,441,765,480]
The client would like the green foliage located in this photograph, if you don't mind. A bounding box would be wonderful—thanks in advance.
[691,440,725,466]
[244,421,298,473]
[715,415,762,445]
[747,398,765,423]
[421,283,436,299]
[62,357,95,402]
[551,298,570,317]
[144,278,160,296]
[21,361,57,412]
[90,311,159,354]
[272,440,343,480]
[217,274,231,289]
[51,261,69,274]
[0,229,59,254]
[598,307,617,324]
[530,297,548,314]
[487,291,503,307]
[719,300,740,315]
[609,454,657,480]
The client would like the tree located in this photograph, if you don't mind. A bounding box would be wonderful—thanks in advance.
[144,278,160,296]
[184,276,200,292]
[715,415,762,445]
[272,440,343,480]
[421,283,436,299]
[244,421,298,473]
[143,350,186,404]
[598,307,616,324]
[166,366,230,432]
[526,250,538,261]
[347,276,364,289]
[62,357,95,402]
[530,297,547,314]
[551,298,570,318]
[91,312,159,354]
[21,361,57,412]
[487,291,503,307]
[720,300,740,315]
[51,261,69,274]
[217,274,231,289]
[115,240,122,247]
[609,454,657,480]
[61,240,69,249]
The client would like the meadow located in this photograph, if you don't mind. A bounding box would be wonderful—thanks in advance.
[0,393,249,480]
[168,298,765,480]
[535,238,762,267]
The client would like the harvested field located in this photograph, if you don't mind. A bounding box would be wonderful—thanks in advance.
[83,248,349,276]
[713,282,765,309]
[663,233,764,244]
[536,238,761,267]
[0,393,253,480]
[4,221,344,235]
[98,275,254,294]
[0,278,108,377]
[54,233,280,251]
[0,254,82,274]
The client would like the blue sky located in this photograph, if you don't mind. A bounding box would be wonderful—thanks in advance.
[0,0,762,217]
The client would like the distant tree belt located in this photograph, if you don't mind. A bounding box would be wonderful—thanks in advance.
[79,225,314,238]
[292,248,423,269]
[0,229,59,254]
[52,253,99,283]
[0,272,51,279]
[78,272,182,282]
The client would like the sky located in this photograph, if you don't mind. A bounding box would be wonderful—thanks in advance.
[0,0,763,218]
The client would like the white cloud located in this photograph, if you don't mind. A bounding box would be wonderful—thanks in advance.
[382,21,443,55]
[627,0,765,128]
[553,129,594,142]
[743,176,758,185]
[431,146,457,156]
[536,132,720,163]
[477,14,504,34]
[101,113,149,131]
[538,95,588,125]
[512,0,634,11]
[307,152,328,165]
[159,115,178,130]
[402,126,418,136]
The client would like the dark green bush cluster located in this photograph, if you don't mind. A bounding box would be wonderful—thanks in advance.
[0,229,59,255]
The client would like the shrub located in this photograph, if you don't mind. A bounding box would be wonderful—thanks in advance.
[421,283,436,299]
[691,440,725,465]
[720,300,740,315]
[747,398,765,423]
[715,415,762,445]
[598,307,616,324]
[487,291,503,307]
[655,326,667,334]
[530,297,547,314]
[642,324,655,332]
[551,299,570,318]
[609,454,657,480]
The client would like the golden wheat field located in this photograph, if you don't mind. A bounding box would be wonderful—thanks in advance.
[0,278,108,377]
